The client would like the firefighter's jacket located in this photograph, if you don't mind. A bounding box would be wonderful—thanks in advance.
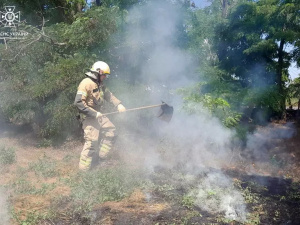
[74,77,121,118]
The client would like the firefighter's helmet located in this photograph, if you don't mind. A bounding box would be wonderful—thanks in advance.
[90,61,110,74]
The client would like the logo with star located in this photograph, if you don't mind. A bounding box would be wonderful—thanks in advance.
[0,6,20,27]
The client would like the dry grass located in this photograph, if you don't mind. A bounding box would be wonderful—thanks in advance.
[1,121,300,224]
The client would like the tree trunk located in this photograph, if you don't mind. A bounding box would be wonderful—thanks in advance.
[277,39,286,119]
[77,3,83,12]
[220,0,228,18]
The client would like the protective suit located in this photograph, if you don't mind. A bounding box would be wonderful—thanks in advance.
[74,61,125,171]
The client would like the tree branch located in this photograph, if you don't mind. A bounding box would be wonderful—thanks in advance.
[2,35,42,61]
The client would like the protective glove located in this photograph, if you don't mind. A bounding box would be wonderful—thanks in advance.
[117,104,126,112]
[96,112,102,118]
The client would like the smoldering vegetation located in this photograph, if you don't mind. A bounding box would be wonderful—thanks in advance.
[107,1,299,223]
[244,122,296,166]
[1,1,299,224]
[110,1,226,223]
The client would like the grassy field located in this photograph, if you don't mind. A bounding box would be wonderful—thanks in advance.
[1,122,300,225]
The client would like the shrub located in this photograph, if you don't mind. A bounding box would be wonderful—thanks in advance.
[0,145,16,165]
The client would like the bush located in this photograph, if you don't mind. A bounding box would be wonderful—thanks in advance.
[0,145,16,165]
[177,83,242,129]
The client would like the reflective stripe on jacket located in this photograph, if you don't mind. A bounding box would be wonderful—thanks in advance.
[74,77,121,118]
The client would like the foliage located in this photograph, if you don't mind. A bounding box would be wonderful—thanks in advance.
[67,166,145,206]
[56,6,121,49]
[214,0,300,115]
[0,0,195,140]
[287,182,300,201]
[182,2,246,129]
[0,6,121,139]
[100,0,142,10]
[10,178,56,195]
[181,194,195,209]
[180,211,202,225]
[0,145,16,165]
[0,0,300,141]
[12,209,42,225]
[177,83,242,128]
[180,0,300,124]
[287,77,300,108]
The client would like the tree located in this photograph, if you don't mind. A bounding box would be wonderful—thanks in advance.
[99,0,142,10]
[0,0,195,140]
[177,1,244,129]
[215,0,300,117]
[0,5,122,139]
[288,77,300,109]
[0,0,86,25]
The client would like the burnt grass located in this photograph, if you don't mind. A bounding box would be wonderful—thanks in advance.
[225,168,300,225]
[44,166,300,225]
[2,114,300,225]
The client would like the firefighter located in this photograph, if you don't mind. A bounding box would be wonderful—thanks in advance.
[74,61,126,171]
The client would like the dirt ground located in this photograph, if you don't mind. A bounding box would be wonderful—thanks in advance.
[0,115,300,225]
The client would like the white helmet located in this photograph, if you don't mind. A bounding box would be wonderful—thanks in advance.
[90,61,110,74]
[85,61,110,80]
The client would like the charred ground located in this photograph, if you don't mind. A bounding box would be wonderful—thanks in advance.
[0,114,300,225]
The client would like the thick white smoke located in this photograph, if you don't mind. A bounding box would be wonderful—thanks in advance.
[123,0,195,90]
[192,172,247,222]
[112,1,248,222]
[111,1,297,222]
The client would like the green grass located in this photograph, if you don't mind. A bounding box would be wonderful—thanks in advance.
[35,166,149,224]
[28,154,58,178]
[11,208,54,225]
[68,166,146,206]
[0,145,16,165]
[10,178,56,195]
[181,194,195,209]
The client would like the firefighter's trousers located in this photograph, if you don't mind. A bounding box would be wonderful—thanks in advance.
[79,116,116,171]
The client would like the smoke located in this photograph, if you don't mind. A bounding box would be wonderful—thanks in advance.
[155,112,234,170]
[115,0,238,168]
[191,172,247,221]
[0,188,9,225]
[117,110,248,221]
[113,0,195,91]
[244,122,296,171]
[110,0,297,222]
[110,0,249,222]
